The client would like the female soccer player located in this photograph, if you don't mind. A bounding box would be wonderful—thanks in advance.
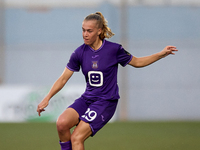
[37,12,178,150]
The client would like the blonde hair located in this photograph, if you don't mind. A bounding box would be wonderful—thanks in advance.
[84,12,115,40]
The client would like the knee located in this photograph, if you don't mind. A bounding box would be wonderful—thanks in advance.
[71,132,83,145]
[56,117,69,133]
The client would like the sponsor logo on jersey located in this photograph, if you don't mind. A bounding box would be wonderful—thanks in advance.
[88,71,103,87]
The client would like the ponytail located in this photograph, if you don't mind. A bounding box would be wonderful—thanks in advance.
[84,12,115,40]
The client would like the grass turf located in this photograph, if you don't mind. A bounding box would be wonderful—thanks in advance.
[0,121,200,150]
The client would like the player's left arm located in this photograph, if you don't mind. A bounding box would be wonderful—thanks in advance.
[128,46,178,68]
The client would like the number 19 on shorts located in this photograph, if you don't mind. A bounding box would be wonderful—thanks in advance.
[81,108,97,122]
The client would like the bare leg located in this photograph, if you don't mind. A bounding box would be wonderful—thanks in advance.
[56,108,79,142]
[71,120,92,150]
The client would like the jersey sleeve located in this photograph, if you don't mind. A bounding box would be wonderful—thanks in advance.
[117,45,133,67]
[66,50,81,72]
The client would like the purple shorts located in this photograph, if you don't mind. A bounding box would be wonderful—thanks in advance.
[68,97,118,136]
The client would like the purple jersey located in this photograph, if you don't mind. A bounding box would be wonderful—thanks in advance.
[67,40,132,101]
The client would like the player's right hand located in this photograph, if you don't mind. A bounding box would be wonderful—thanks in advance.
[37,98,49,116]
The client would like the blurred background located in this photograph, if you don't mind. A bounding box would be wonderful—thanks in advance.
[0,0,200,122]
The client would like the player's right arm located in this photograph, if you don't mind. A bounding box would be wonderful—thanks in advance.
[37,67,74,116]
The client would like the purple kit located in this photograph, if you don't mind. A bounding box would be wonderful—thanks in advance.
[67,40,132,135]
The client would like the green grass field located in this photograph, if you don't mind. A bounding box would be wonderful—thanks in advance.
[0,121,200,150]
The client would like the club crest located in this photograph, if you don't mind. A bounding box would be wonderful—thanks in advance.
[92,61,98,69]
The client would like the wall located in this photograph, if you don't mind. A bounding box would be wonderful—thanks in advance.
[3,4,200,121]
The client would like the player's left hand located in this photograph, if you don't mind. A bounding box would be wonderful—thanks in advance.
[159,46,178,58]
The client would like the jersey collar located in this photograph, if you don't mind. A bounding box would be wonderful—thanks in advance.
[88,40,105,53]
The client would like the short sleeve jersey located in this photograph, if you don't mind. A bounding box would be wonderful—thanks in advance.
[67,40,133,101]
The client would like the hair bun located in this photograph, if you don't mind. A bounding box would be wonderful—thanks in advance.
[84,12,115,40]
[95,12,102,18]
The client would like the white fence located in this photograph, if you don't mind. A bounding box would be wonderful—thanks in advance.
[0,85,84,122]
